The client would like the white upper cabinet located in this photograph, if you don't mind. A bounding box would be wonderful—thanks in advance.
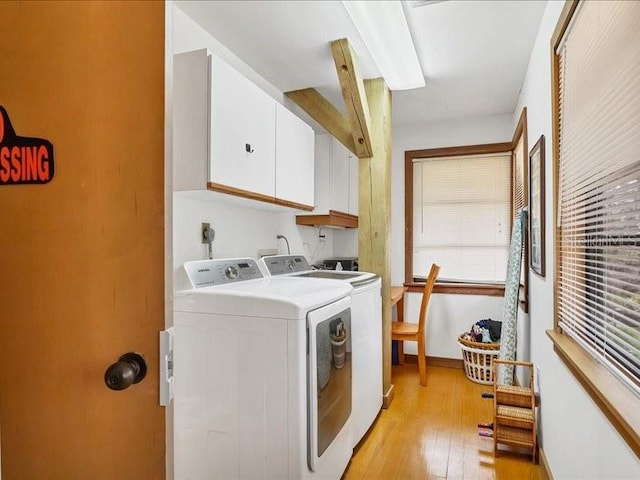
[313,134,332,213]
[348,152,358,216]
[275,104,314,207]
[331,139,350,214]
[314,133,359,216]
[210,55,276,198]
[173,49,209,192]
[173,49,314,210]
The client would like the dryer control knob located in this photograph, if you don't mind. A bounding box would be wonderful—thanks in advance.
[225,266,238,280]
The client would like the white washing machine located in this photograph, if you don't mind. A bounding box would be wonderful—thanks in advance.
[258,254,383,447]
[173,258,354,480]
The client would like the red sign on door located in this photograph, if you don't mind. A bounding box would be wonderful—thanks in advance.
[0,106,55,185]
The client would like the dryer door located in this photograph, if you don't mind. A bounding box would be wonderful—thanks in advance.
[307,296,352,471]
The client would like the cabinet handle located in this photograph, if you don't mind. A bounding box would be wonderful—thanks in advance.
[245,143,254,153]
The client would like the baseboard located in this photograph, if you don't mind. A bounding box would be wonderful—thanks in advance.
[402,353,464,370]
[539,446,553,480]
[382,383,395,409]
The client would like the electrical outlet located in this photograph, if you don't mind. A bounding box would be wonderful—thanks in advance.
[201,223,210,244]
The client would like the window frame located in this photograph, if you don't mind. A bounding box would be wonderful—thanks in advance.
[549,0,640,458]
[512,108,529,312]
[404,142,513,297]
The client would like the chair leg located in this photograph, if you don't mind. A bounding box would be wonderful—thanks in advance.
[417,337,427,386]
[398,340,404,364]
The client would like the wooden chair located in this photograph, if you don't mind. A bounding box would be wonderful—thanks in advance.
[391,263,440,386]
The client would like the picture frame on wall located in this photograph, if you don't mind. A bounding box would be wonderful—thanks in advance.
[529,135,545,277]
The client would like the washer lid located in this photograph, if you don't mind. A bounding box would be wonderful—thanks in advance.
[258,254,377,286]
[291,270,378,286]
[174,276,352,319]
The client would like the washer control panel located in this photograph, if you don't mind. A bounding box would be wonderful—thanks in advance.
[260,255,310,275]
[183,258,263,288]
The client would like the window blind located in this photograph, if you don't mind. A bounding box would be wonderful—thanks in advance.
[513,136,526,220]
[413,153,511,282]
[513,135,527,286]
[557,0,640,394]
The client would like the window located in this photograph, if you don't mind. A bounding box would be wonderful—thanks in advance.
[405,143,514,295]
[556,0,640,396]
[412,153,511,282]
[551,0,640,455]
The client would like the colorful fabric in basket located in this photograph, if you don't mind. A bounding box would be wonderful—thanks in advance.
[497,208,526,385]
[460,318,502,344]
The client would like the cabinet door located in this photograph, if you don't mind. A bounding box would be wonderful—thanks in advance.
[210,56,276,197]
[173,49,209,191]
[330,139,350,213]
[348,153,359,216]
[313,133,332,212]
[275,104,314,206]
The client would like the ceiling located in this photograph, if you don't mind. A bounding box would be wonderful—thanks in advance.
[175,0,547,128]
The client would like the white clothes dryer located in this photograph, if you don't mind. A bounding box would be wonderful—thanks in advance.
[258,254,383,447]
[173,258,354,480]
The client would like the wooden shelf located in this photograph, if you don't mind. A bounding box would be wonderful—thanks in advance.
[495,425,535,447]
[295,209,358,228]
[495,384,534,408]
[496,405,534,429]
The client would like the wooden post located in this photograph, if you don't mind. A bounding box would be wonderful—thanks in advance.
[330,39,374,158]
[359,78,394,407]
[287,39,393,406]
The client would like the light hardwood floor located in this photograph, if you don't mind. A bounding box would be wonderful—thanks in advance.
[343,364,540,480]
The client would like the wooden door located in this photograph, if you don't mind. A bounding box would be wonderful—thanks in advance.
[0,2,165,479]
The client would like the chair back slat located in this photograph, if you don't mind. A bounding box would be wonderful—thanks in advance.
[418,264,440,334]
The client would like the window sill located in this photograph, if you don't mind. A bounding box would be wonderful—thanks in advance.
[405,281,505,297]
[547,330,640,458]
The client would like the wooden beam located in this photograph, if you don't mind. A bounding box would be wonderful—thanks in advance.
[285,88,357,155]
[358,77,392,405]
[330,38,374,159]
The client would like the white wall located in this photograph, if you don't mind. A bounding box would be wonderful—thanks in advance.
[171,5,337,289]
[402,293,504,359]
[333,229,358,258]
[515,1,640,477]
[391,114,515,358]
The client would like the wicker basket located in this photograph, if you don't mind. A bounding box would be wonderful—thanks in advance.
[457,336,500,385]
